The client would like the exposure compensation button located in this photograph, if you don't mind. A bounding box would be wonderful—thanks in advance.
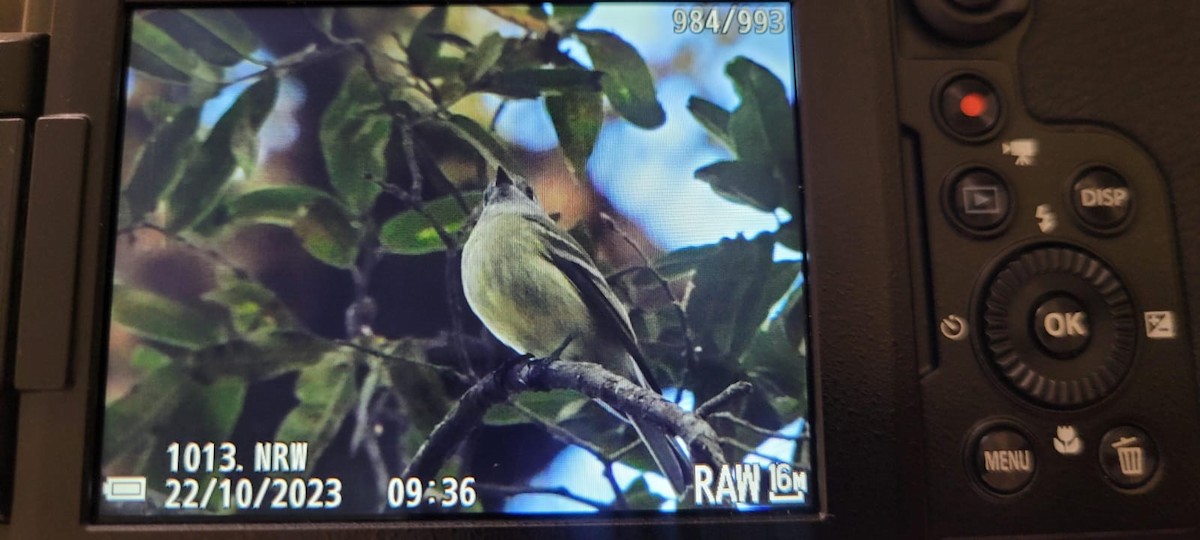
[974,426,1035,494]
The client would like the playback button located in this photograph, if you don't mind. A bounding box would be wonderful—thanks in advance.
[946,167,1012,235]
[1071,166,1133,233]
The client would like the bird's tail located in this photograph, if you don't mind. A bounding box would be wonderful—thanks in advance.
[630,416,693,495]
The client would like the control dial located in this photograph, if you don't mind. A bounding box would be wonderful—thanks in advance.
[980,246,1136,408]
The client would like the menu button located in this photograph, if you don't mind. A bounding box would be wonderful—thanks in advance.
[973,426,1036,494]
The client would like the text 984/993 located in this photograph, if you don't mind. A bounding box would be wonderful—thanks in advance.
[673,6,787,35]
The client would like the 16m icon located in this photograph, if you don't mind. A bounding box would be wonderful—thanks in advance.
[768,463,807,504]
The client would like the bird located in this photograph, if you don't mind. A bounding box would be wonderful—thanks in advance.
[460,168,692,494]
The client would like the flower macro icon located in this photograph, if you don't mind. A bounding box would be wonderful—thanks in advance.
[1053,425,1084,456]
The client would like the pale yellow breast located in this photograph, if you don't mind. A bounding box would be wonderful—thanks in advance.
[462,212,595,358]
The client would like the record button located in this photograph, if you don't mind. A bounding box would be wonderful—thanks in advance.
[937,74,1002,140]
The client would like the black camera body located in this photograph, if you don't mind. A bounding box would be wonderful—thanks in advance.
[2,0,1199,538]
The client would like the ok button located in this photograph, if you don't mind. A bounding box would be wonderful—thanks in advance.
[1033,295,1091,358]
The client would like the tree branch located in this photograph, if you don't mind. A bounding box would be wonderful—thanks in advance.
[403,359,727,480]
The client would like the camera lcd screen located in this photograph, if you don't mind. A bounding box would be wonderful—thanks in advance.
[97,3,810,521]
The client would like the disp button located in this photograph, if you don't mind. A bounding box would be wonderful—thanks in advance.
[1071,166,1133,232]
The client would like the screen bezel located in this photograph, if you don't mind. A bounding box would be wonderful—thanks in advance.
[5,0,924,538]
[98,1,817,524]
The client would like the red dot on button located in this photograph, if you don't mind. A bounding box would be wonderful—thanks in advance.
[960,92,989,118]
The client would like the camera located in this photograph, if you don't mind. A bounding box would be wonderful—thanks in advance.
[1,0,1198,538]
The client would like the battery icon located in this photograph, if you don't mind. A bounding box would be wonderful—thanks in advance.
[102,476,147,502]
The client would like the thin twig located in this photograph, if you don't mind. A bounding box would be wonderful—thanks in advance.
[719,437,804,467]
[490,100,509,132]
[695,381,753,418]
[604,463,628,510]
[335,340,473,386]
[473,483,604,509]
[599,213,700,403]
[709,412,805,440]
[362,425,391,510]
[512,403,611,459]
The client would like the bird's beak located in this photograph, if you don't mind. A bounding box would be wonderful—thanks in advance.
[495,168,514,188]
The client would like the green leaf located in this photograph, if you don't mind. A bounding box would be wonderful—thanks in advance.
[321,66,389,214]
[547,89,603,180]
[653,244,721,280]
[129,18,220,82]
[294,198,360,268]
[496,38,552,72]
[624,477,664,508]
[776,220,803,251]
[482,403,526,426]
[687,96,734,150]
[440,115,523,176]
[104,363,188,457]
[182,10,260,62]
[551,5,594,29]
[725,57,798,184]
[165,75,279,231]
[516,389,586,418]
[275,351,357,470]
[482,390,587,426]
[685,234,776,362]
[482,69,602,99]
[462,32,505,85]
[576,30,665,129]
[379,192,483,255]
[426,32,474,50]
[425,56,466,79]
[202,276,299,334]
[111,285,228,350]
[144,10,251,67]
[740,285,807,407]
[185,376,248,441]
[224,185,333,226]
[381,339,451,435]
[124,107,201,221]
[130,345,172,375]
[408,7,448,78]
[695,160,780,212]
[191,331,332,382]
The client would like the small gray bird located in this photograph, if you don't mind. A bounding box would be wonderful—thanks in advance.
[461,169,691,493]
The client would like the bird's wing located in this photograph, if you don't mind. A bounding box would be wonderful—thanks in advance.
[526,213,664,394]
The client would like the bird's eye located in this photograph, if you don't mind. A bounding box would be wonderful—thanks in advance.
[523,185,535,199]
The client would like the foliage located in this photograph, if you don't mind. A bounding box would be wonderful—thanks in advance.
[107,4,806,513]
